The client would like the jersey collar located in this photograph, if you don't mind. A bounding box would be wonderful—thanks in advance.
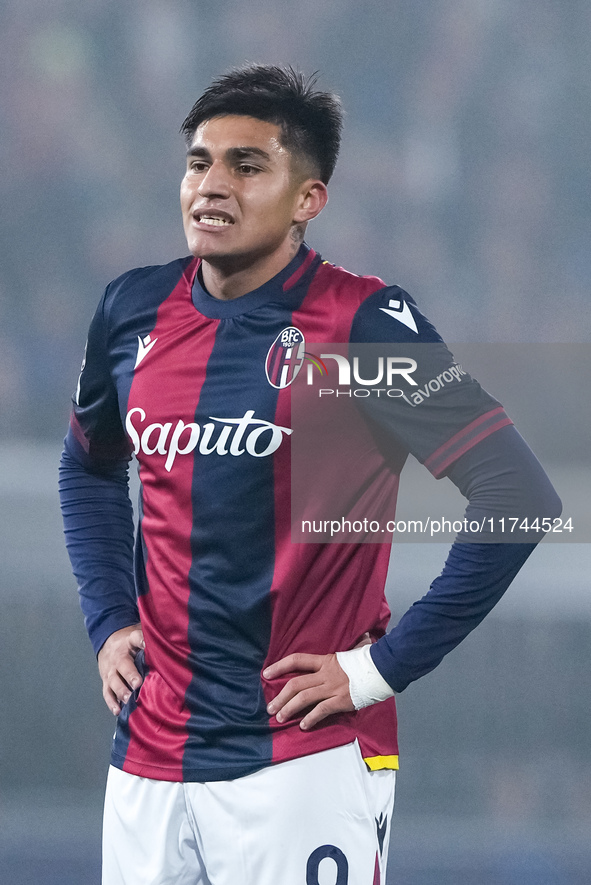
[191,243,318,319]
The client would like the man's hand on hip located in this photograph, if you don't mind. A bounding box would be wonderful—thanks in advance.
[98,624,145,716]
[263,653,354,730]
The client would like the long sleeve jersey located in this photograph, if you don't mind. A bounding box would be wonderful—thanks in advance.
[59,244,560,782]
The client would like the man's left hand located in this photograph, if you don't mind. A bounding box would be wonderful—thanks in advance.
[263,653,354,730]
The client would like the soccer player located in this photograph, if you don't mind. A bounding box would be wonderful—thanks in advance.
[59,64,561,885]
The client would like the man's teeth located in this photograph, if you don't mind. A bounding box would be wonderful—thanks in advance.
[199,216,231,226]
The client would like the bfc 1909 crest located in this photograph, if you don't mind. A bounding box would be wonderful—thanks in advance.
[265,327,306,389]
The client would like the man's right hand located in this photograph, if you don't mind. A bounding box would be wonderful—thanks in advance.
[98,624,145,716]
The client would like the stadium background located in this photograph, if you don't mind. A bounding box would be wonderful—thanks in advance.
[1,1,590,882]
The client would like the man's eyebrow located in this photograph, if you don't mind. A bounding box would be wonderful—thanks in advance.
[186,145,272,162]
[227,147,272,162]
[186,146,211,159]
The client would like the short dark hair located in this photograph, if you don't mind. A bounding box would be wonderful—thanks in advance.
[180,64,343,184]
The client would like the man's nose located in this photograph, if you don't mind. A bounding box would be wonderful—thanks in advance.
[198,161,232,198]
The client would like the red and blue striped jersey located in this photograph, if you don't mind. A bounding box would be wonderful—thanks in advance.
[61,244,511,782]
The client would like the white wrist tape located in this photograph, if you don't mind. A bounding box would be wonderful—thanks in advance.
[336,645,396,710]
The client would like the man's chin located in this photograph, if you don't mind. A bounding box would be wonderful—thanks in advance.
[189,243,269,272]
[190,245,235,264]
[191,249,255,277]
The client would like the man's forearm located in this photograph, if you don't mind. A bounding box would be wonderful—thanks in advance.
[352,425,562,695]
[59,428,139,654]
[369,540,536,692]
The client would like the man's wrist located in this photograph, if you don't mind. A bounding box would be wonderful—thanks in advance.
[336,645,396,710]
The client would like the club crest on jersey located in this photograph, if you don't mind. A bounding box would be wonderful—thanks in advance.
[265,327,306,389]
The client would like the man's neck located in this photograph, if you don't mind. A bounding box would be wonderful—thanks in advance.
[200,241,303,301]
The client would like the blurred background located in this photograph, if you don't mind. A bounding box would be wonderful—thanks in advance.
[0,1,589,882]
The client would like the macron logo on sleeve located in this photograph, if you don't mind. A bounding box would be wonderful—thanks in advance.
[379,299,418,334]
[135,334,158,369]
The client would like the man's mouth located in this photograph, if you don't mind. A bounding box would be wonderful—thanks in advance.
[194,212,234,227]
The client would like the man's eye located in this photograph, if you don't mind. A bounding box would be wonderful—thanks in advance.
[190,162,208,173]
[238,164,258,174]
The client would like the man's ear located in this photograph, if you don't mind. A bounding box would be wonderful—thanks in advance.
[293,180,329,224]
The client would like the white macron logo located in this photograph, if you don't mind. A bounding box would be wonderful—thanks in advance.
[379,299,418,334]
[135,334,158,368]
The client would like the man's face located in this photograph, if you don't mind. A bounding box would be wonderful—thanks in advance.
[180,115,313,271]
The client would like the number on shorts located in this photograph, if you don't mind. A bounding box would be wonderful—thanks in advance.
[306,845,348,885]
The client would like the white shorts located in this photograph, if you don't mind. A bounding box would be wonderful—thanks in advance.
[102,741,395,885]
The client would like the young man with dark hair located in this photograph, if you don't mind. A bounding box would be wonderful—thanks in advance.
[60,64,560,884]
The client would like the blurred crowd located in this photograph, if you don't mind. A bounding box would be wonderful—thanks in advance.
[1,0,590,438]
